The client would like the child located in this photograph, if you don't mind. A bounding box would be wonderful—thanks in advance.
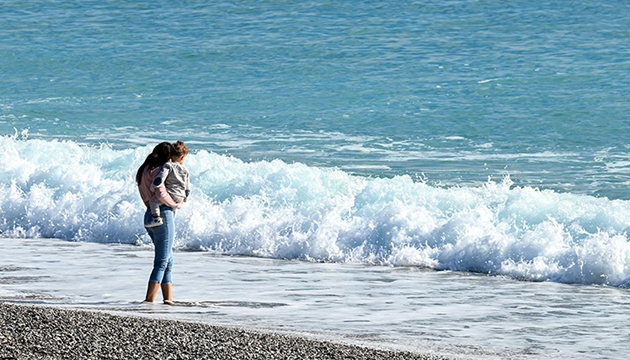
[145,140,191,228]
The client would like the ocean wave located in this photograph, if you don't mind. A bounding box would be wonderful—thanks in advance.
[2,137,630,286]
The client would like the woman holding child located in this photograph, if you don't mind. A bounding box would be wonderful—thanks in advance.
[135,141,190,305]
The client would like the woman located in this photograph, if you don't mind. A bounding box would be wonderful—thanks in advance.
[136,142,183,304]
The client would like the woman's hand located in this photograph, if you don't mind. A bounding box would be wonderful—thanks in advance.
[154,185,183,210]
[172,200,184,210]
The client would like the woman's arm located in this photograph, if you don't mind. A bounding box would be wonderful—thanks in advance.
[154,185,182,210]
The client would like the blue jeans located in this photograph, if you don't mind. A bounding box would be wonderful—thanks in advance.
[145,205,174,284]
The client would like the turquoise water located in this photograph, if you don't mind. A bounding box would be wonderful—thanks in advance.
[2,0,630,197]
[2,0,630,284]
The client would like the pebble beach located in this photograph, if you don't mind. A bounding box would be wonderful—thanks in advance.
[0,303,452,360]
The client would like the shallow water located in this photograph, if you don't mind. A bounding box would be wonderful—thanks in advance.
[2,237,628,360]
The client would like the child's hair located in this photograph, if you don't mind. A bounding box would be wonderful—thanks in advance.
[172,140,189,158]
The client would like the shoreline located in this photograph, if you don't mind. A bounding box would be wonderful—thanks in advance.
[0,302,453,360]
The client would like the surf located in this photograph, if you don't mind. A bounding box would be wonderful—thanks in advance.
[1,136,630,287]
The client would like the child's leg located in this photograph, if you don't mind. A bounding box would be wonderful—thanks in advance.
[145,196,165,228]
[149,196,162,217]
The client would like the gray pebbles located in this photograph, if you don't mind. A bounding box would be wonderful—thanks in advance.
[0,303,453,360]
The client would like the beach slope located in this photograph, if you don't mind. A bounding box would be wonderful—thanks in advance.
[0,303,451,360]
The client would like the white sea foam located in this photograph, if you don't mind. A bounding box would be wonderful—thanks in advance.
[442,136,467,141]
[478,78,501,84]
[2,136,630,286]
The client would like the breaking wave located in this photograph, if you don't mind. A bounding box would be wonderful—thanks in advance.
[2,136,630,286]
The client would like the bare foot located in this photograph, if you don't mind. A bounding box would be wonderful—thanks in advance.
[163,300,174,305]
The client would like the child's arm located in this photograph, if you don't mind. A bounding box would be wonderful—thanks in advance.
[184,170,191,201]
[150,163,173,191]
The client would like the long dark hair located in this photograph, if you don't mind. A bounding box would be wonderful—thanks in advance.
[135,142,174,185]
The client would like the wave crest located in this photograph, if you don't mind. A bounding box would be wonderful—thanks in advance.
[2,137,630,286]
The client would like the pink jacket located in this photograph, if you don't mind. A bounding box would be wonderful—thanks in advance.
[138,166,182,209]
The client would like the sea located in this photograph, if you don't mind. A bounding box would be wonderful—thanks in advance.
[1,1,630,359]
